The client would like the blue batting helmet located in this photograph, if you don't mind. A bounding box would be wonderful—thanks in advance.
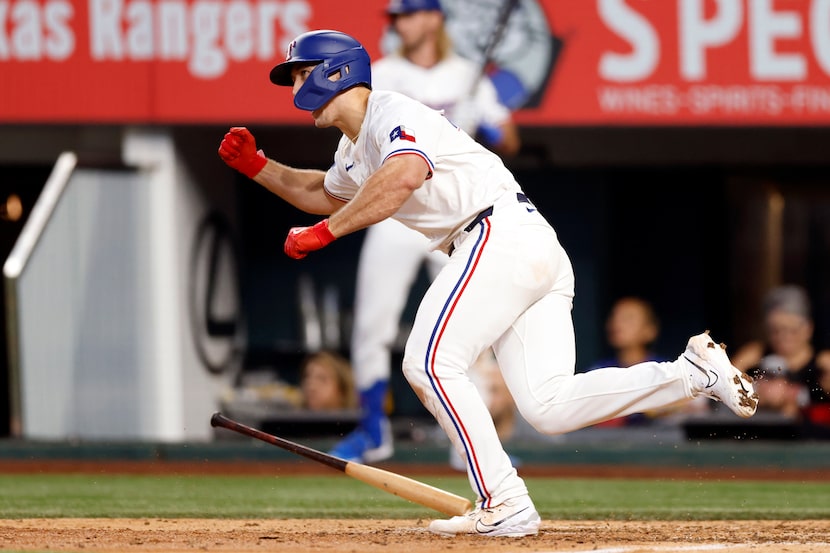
[270,30,372,111]
[386,0,443,15]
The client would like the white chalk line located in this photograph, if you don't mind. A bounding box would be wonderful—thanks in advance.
[537,544,830,553]
[548,546,729,553]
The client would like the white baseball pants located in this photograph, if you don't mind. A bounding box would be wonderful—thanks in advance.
[402,192,695,508]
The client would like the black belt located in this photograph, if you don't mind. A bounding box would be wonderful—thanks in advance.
[451,192,532,254]
[463,207,493,232]
[463,192,531,232]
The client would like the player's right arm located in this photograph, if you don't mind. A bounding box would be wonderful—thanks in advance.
[218,126,341,215]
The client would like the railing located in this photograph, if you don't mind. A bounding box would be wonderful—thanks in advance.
[3,151,78,437]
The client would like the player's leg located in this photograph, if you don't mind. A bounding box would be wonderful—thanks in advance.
[493,291,693,434]
[330,219,434,462]
[403,207,559,536]
[447,349,503,472]
[495,292,757,435]
[401,259,532,509]
[402,206,557,509]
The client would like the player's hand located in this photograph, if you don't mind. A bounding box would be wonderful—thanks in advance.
[284,220,336,259]
[218,127,268,178]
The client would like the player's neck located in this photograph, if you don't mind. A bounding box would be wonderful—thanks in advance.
[335,88,370,143]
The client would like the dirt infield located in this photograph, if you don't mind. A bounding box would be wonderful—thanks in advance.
[2,518,829,552]
[2,460,828,552]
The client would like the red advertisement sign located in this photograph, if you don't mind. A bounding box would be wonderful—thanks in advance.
[537,0,830,125]
[1,0,828,125]
[0,0,389,123]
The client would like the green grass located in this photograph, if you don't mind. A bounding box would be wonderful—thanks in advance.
[0,474,827,520]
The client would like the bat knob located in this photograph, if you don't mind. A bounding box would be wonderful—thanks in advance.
[210,412,223,427]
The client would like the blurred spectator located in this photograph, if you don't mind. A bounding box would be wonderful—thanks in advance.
[584,296,709,426]
[300,350,358,412]
[732,285,830,436]
[219,350,358,416]
[589,296,663,371]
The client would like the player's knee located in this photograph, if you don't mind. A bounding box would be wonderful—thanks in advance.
[519,407,573,436]
[401,355,427,390]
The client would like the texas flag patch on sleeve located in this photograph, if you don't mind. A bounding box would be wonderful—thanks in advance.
[389,125,416,143]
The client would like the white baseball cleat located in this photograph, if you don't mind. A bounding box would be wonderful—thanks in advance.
[684,331,759,418]
[428,495,540,537]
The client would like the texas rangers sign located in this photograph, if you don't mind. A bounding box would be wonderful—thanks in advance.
[1,0,828,125]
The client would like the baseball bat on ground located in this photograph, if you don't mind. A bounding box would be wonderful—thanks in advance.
[210,412,472,516]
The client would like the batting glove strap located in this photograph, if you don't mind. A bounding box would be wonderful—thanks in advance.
[239,149,268,179]
[311,219,336,244]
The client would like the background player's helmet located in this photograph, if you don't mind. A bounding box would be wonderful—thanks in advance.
[386,0,443,14]
[270,30,372,112]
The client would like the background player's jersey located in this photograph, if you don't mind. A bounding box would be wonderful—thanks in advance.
[324,90,520,253]
[371,53,510,135]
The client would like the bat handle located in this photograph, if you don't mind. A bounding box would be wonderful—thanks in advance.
[210,412,230,428]
[210,412,347,471]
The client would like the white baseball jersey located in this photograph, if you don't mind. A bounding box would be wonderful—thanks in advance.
[371,52,510,135]
[324,90,520,253]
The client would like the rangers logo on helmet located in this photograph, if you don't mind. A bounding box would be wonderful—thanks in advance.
[285,40,297,61]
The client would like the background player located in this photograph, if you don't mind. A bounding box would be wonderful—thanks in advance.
[330,0,521,463]
[218,29,758,536]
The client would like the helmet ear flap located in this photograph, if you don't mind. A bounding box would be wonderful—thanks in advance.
[294,57,370,111]
[294,63,340,111]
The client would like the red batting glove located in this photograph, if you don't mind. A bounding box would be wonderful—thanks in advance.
[284,220,337,259]
[218,126,267,178]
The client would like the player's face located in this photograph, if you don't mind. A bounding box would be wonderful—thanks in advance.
[291,63,331,123]
[289,63,364,139]
[291,64,315,96]
[392,10,442,52]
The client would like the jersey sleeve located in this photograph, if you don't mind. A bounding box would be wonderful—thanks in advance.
[323,149,355,202]
[372,97,438,179]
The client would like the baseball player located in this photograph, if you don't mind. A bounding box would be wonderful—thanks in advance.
[218,29,758,537]
[330,0,521,464]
